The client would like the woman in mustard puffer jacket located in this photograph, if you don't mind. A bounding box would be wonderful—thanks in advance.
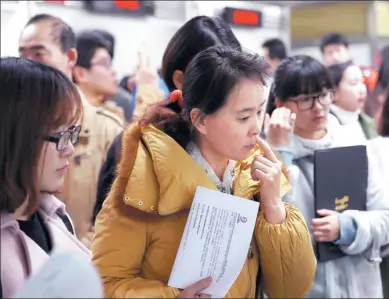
[91,45,316,299]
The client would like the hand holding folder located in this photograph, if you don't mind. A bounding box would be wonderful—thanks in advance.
[314,145,368,263]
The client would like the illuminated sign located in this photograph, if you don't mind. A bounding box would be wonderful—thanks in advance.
[221,7,263,28]
[84,1,154,16]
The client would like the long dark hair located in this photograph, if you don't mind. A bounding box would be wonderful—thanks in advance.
[140,46,269,149]
[161,15,241,91]
[0,57,82,215]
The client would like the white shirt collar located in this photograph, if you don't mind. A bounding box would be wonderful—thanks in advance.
[331,104,360,125]
[186,141,235,194]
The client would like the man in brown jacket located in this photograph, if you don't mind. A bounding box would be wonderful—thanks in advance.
[73,30,126,126]
[19,14,124,246]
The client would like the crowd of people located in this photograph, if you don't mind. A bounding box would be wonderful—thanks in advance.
[1,12,388,299]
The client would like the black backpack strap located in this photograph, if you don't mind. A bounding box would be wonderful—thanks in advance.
[56,212,75,235]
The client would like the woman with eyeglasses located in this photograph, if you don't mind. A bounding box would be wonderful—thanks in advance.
[0,57,92,298]
[269,55,389,298]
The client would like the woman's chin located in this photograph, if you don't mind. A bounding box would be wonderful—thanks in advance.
[41,181,65,194]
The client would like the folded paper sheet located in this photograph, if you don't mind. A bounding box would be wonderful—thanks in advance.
[168,186,259,298]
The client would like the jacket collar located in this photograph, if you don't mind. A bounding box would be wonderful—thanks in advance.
[1,193,66,231]
[111,124,291,216]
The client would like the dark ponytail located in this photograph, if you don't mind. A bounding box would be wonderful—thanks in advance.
[140,95,192,149]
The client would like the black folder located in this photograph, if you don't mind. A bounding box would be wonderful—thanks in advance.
[314,145,368,263]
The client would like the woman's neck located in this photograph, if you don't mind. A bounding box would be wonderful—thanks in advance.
[194,139,229,181]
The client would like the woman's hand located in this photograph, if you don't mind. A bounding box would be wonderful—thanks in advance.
[251,136,286,224]
[178,277,212,298]
[312,209,340,242]
[264,107,296,148]
[133,48,159,87]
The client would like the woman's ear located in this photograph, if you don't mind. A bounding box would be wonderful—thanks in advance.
[173,70,184,91]
[190,108,207,135]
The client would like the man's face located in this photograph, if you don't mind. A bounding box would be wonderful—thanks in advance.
[77,48,117,98]
[322,44,350,67]
[19,21,74,77]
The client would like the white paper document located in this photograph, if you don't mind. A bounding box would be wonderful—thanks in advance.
[168,186,259,298]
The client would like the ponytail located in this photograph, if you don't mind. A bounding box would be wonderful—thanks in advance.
[140,90,192,149]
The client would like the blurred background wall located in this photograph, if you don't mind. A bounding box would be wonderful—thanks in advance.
[1,1,388,78]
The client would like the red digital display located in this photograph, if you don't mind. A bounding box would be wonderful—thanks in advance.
[222,7,262,28]
[233,10,260,26]
[114,0,140,11]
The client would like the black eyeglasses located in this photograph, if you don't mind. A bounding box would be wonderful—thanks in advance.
[44,125,82,151]
[287,90,334,111]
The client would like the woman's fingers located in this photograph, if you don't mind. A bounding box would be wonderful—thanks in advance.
[255,136,278,163]
[289,112,296,130]
[253,156,274,168]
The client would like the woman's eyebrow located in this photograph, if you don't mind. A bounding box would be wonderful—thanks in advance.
[236,101,266,113]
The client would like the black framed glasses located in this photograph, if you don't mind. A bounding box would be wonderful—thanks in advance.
[44,125,82,151]
[287,90,334,111]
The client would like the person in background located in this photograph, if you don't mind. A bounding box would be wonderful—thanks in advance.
[93,16,243,222]
[0,57,90,298]
[92,45,316,299]
[93,29,135,123]
[19,14,124,247]
[320,32,351,67]
[368,86,389,299]
[270,55,389,298]
[73,30,126,125]
[364,45,389,127]
[262,38,287,76]
[327,60,377,141]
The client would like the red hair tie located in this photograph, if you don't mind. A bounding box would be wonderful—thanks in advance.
[169,90,184,108]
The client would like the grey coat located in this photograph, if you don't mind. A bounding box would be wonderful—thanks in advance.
[282,124,389,298]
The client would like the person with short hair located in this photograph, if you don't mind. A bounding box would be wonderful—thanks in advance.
[19,14,124,247]
[272,55,389,298]
[262,38,287,76]
[90,29,135,123]
[73,30,126,124]
[320,32,351,67]
[0,57,90,298]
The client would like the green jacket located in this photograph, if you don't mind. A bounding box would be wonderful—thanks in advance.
[330,110,378,140]
[359,112,378,140]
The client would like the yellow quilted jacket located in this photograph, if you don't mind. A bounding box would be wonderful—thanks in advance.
[92,124,316,298]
